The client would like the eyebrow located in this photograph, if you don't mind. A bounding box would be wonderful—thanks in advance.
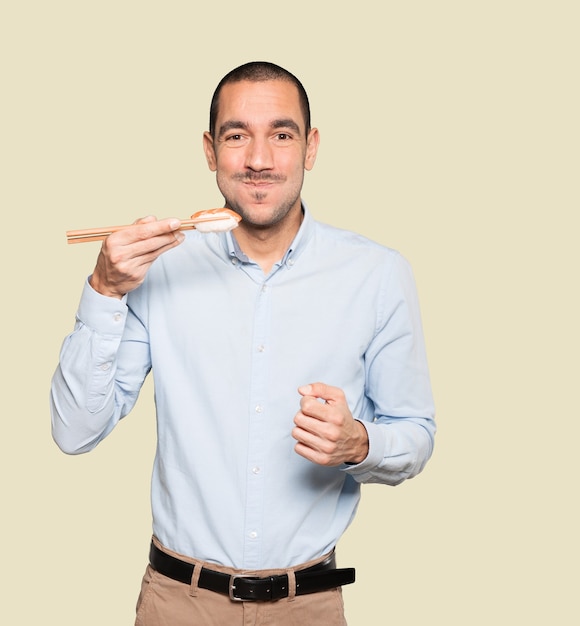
[217,120,249,138]
[217,118,302,138]
[271,118,301,135]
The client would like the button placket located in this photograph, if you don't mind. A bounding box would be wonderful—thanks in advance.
[242,280,272,568]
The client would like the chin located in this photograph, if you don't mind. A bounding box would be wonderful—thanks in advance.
[225,199,280,222]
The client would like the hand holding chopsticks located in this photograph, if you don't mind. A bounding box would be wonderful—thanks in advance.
[75,210,240,299]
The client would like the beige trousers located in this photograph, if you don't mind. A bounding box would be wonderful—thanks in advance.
[135,538,348,626]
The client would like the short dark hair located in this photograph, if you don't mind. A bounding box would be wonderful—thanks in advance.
[209,61,311,137]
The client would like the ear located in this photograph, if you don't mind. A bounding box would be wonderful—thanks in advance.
[203,131,217,172]
[304,128,320,171]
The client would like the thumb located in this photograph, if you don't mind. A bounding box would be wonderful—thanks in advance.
[298,382,338,402]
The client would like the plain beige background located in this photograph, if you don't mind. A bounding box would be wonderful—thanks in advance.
[1,1,578,624]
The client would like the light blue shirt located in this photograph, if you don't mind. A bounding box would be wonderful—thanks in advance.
[51,207,435,569]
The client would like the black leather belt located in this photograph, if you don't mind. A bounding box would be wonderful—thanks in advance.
[149,542,355,601]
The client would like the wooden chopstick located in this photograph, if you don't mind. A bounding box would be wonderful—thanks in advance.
[66,215,231,244]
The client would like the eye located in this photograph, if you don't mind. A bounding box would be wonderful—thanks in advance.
[223,133,249,146]
[275,133,292,141]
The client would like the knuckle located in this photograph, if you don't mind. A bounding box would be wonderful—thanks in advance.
[317,453,333,466]
[319,438,336,454]
[108,250,124,265]
[136,224,154,240]
[326,430,340,444]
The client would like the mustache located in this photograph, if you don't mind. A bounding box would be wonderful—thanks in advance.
[232,172,286,183]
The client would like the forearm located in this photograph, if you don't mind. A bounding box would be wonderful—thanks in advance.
[50,280,147,454]
[50,322,124,453]
[346,252,436,484]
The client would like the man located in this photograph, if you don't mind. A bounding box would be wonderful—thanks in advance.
[51,61,436,625]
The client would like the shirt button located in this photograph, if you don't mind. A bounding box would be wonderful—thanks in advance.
[249,531,258,539]
[255,405,263,414]
[261,284,268,293]
[252,467,261,474]
[257,345,265,353]
[113,313,123,322]
[287,258,295,267]
[231,257,238,265]
[99,362,111,371]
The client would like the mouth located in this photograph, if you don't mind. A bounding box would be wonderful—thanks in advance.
[244,181,275,188]
[235,172,285,184]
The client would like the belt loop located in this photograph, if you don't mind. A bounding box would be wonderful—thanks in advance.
[189,562,202,597]
[286,569,297,602]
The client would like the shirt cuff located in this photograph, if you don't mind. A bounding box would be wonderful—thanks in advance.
[342,420,385,480]
[76,277,129,335]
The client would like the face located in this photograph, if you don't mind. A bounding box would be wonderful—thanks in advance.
[203,80,319,230]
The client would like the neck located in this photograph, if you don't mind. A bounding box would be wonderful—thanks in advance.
[233,204,303,274]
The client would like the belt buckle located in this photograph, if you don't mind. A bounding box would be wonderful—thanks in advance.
[229,574,255,602]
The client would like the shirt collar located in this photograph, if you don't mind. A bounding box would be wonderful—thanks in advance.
[223,203,315,269]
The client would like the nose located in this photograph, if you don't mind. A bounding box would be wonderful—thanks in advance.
[245,137,273,171]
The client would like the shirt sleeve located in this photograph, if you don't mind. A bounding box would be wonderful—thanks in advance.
[344,252,436,485]
[50,278,152,454]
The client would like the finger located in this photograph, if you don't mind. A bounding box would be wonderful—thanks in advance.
[298,395,327,421]
[106,221,184,262]
[294,441,325,465]
[293,411,325,436]
[133,215,158,225]
[123,236,185,270]
[294,407,344,450]
[293,436,340,467]
[292,420,333,453]
[114,217,182,245]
